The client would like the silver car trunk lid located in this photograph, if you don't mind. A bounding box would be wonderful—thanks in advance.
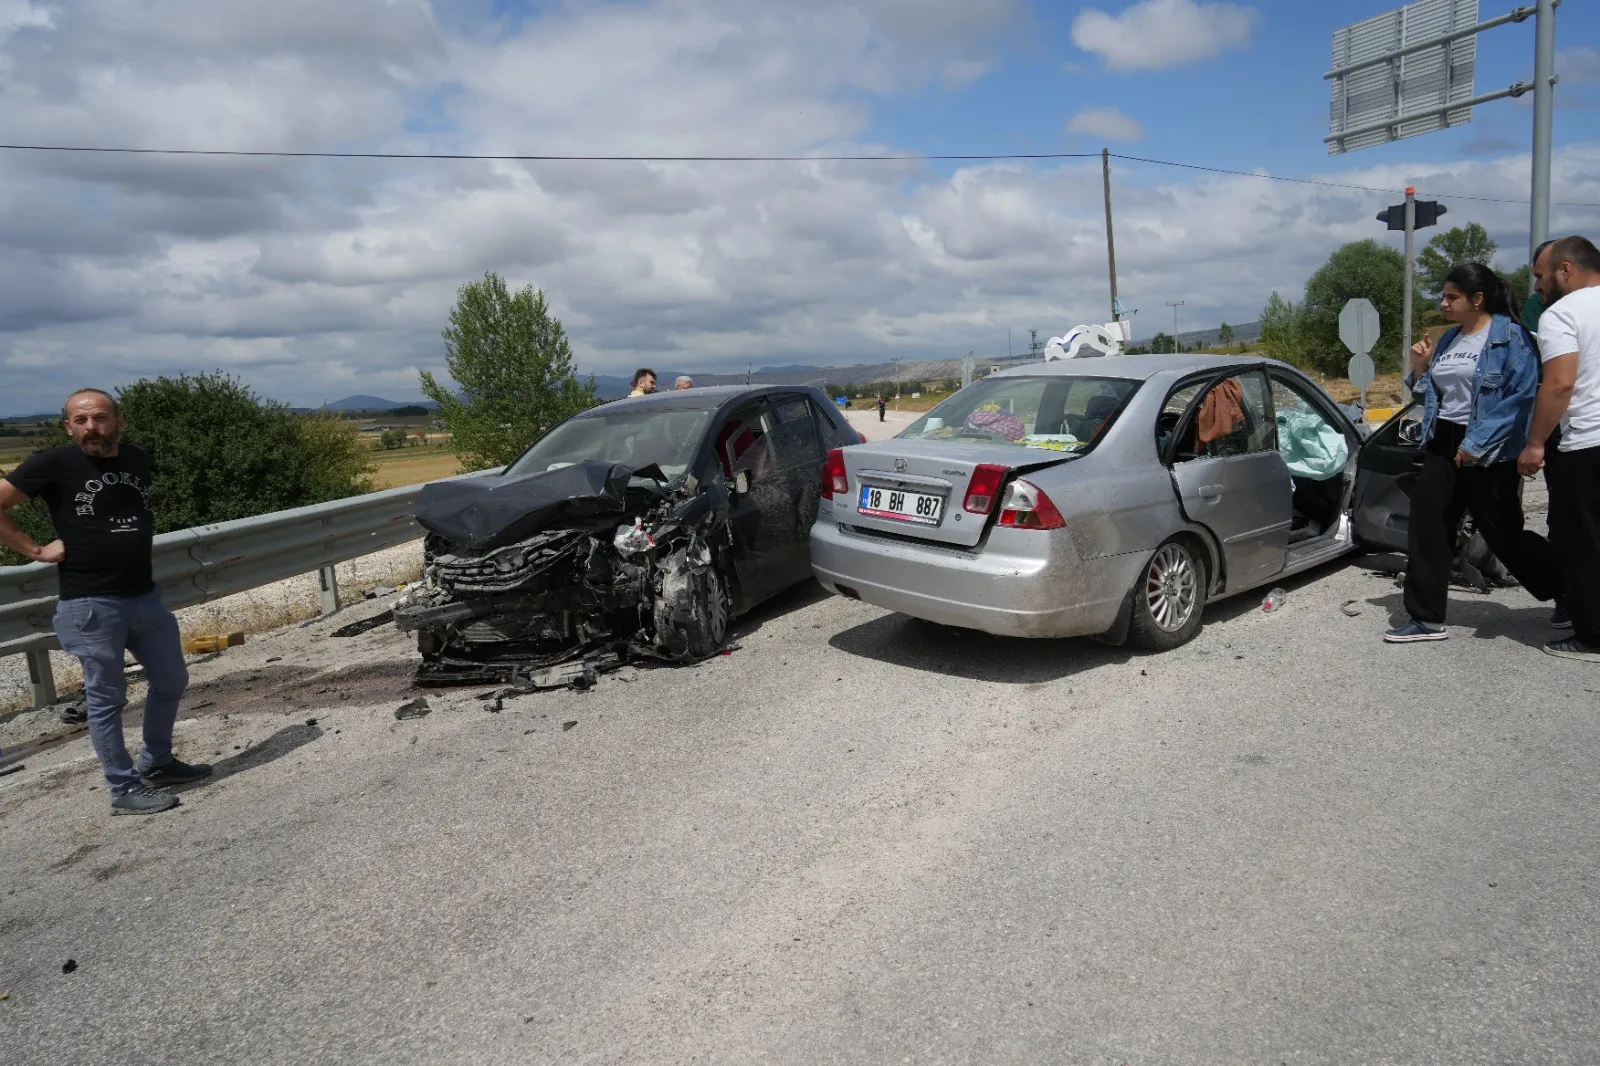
[839,440,1074,547]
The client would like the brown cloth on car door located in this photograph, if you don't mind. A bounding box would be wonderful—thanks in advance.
[1196,377,1245,445]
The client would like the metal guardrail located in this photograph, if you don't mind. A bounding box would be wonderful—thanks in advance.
[1,468,500,707]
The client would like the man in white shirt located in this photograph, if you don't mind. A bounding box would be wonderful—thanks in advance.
[1518,236,1600,662]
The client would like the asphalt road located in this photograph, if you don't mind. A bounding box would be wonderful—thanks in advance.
[4,506,1599,1063]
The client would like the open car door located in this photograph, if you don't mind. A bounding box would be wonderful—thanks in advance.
[1352,404,1423,553]
[1164,368,1293,592]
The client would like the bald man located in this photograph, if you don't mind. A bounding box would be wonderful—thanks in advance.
[0,389,208,814]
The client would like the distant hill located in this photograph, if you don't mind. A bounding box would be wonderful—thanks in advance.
[315,395,440,413]
[1130,320,1262,349]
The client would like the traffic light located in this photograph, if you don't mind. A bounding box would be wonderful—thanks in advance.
[1376,200,1446,230]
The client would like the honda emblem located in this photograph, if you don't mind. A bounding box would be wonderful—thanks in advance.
[894,459,907,473]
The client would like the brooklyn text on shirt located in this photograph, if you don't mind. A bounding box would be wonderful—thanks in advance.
[73,472,149,517]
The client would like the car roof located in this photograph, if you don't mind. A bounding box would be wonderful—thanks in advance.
[988,353,1271,381]
[575,384,815,416]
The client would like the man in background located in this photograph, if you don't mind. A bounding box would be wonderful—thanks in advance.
[0,389,209,814]
[1518,237,1600,662]
[629,369,657,397]
[674,376,693,390]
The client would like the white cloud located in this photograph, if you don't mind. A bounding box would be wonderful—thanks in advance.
[0,0,1597,415]
[1560,45,1600,85]
[1064,105,1144,141]
[1071,0,1256,72]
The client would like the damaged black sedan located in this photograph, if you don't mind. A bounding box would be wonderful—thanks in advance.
[394,386,862,685]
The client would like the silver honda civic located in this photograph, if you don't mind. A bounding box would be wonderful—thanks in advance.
[810,354,1414,650]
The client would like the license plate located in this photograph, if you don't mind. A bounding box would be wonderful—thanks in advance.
[858,484,943,525]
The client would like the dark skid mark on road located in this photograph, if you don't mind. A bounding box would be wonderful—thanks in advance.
[3,660,410,771]
[828,613,1131,684]
[185,659,417,713]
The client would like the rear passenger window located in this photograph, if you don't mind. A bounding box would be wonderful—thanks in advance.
[768,398,821,469]
[808,399,845,450]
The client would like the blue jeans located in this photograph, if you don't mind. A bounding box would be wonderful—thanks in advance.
[52,588,190,795]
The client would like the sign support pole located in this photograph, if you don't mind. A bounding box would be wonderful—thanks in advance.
[1402,186,1416,373]
[1529,0,1557,262]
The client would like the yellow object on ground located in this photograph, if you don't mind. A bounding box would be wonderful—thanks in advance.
[183,633,245,654]
[1364,407,1398,424]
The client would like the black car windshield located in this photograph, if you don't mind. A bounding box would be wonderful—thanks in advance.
[506,407,712,479]
[899,375,1139,453]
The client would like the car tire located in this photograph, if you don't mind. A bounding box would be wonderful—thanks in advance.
[1126,538,1206,651]
[654,545,731,660]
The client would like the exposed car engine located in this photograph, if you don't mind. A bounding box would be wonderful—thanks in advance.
[393,460,733,686]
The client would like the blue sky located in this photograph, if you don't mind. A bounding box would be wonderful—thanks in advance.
[1,0,1598,413]
[870,0,1599,201]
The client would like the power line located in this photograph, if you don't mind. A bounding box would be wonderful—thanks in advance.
[0,144,1099,163]
[0,140,1595,208]
[1108,152,1600,209]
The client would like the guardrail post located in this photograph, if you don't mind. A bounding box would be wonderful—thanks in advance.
[26,649,56,708]
[318,565,341,616]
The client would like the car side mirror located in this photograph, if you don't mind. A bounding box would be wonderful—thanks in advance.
[1398,419,1423,446]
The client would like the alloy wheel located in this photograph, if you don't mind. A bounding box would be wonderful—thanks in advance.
[1145,543,1198,632]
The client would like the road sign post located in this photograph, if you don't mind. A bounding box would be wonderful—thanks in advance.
[1404,189,1416,376]
[1339,298,1381,409]
[1378,189,1446,378]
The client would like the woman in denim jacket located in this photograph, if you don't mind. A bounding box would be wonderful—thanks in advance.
[1386,262,1563,642]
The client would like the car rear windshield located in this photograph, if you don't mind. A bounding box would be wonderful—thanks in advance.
[506,407,712,479]
[899,375,1139,452]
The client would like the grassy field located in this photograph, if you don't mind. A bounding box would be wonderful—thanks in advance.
[369,448,464,489]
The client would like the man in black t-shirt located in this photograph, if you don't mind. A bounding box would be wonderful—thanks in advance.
[0,389,210,815]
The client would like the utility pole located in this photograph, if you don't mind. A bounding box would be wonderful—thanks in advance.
[1530,0,1557,262]
[1165,301,1184,352]
[1102,147,1119,321]
[1402,186,1416,368]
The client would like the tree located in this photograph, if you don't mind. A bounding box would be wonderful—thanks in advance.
[1299,239,1407,374]
[1150,331,1175,354]
[1506,263,1533,315]
[1218,322,1236,346]
[1417,223,1497,300]
[2,373,376,565]
[387,405,429,417]
[379,428,407,450]
[420,272,598,471]
[116,371,375,531]
[1258,291,1307,368]
[296,412,377,502]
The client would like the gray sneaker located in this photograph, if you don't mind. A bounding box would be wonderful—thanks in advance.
[1544,637,1600,663]
[111,785,179,816]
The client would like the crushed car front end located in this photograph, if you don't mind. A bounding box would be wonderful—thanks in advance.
[394,459,732,686]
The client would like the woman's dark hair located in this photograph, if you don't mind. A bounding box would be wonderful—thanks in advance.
[1442,261,1515,317]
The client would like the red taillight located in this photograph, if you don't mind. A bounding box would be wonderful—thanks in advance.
[821,448,848,500]
[998,478,1066,530]
[963,463,1008,514]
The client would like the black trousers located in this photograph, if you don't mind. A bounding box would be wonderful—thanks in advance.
[1404,420,1561,624]
[1548,442,1600,647]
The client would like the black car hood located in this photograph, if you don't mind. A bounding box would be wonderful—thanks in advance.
[414,460,665,551]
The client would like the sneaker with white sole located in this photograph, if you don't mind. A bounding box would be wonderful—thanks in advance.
[1544,637,1600,663]
[1385,619,1448,643]
[1552,605,1574,630]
